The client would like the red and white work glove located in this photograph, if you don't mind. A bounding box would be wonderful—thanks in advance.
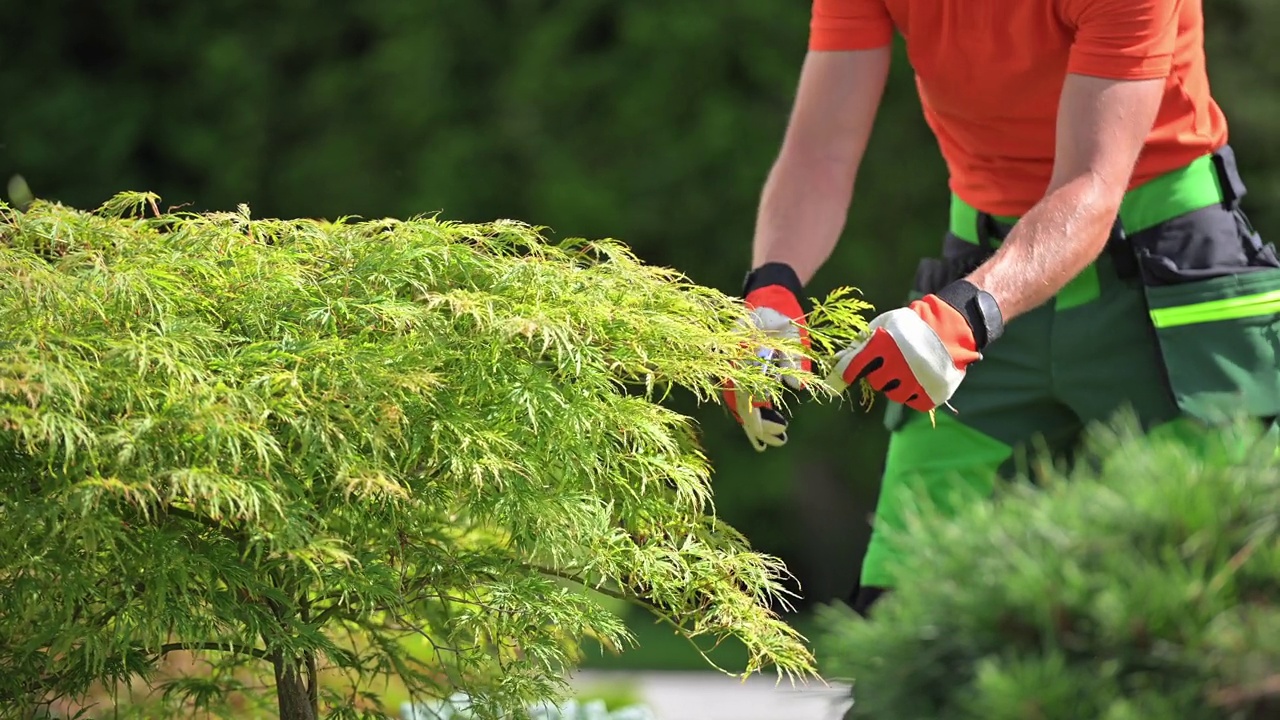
[723,262,811,452]
[826,280,1004,411]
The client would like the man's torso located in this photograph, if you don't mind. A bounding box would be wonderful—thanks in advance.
[878,0,1229,215]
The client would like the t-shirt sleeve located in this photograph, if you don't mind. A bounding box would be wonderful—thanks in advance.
[809,0,895,51]
[1061,0,1181,80]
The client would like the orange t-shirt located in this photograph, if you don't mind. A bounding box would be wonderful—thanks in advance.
[810,0,1229,217]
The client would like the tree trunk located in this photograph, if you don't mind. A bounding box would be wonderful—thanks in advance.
[273,652,318,720]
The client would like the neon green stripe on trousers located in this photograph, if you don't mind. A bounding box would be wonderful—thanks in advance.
[1150,288,1280,328]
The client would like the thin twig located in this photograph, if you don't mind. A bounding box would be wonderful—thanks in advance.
[158,641,271,661]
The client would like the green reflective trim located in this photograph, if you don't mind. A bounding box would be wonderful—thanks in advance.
[949,201,1016,244]
[1149,288,1280,328]
[1053,265,1100,311]
[949,153,1224,242]
[1119,155,1223,232]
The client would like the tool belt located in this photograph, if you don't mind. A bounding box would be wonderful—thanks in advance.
[915,145,1276,295]
[910,143,1280,424]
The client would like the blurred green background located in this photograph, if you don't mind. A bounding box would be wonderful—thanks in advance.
[3,0,1278,670]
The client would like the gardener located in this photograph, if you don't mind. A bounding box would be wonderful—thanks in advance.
[725,0,1280,615]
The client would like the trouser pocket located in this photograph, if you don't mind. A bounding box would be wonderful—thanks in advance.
[1134,205,1280,422]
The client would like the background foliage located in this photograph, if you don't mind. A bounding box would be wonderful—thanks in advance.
[2,0,1278,616]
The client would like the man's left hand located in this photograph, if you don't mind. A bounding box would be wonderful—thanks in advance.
[826,280,1005,411]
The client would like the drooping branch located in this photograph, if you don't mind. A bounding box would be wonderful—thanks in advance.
[161,504,216,527]
[523,563,736,675]
[158,641,271,661]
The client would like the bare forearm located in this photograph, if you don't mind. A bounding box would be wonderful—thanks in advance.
[747,48,889,287]
[966,175,1121,321]
[751,145,858,286]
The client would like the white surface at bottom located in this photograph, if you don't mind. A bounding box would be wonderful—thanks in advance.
[568,670,852,720]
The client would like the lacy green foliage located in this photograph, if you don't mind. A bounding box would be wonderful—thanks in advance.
[815,412,1280,720]
[0,192,870,719]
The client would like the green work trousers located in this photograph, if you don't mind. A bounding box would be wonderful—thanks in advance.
[859,146,1280,592]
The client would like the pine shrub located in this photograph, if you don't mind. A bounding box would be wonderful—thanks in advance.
[817,412,1280,720]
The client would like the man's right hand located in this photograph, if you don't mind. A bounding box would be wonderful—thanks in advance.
[723,262,811,452]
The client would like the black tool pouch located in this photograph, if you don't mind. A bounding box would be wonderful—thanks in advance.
[911,233,997,298]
